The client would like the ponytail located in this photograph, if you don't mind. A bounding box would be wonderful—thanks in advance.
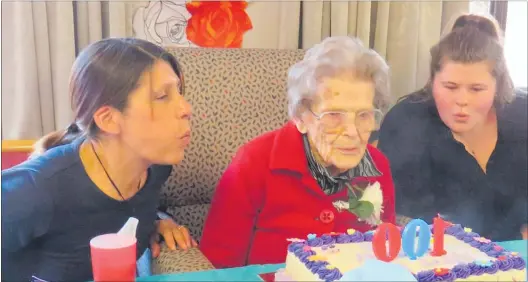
[444,13,504,45]
[31,123,83,158]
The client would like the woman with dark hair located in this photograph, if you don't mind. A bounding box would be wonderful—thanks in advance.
[1,38,196,281]
[378,14,527,241]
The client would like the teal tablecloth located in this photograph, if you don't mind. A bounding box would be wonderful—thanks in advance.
[138,240,527,281]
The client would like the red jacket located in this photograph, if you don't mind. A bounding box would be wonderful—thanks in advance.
[200,122,396,268]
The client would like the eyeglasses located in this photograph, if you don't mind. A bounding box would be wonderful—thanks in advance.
[309,109,383,132]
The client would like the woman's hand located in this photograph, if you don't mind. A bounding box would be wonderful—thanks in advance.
[150,218,198,258]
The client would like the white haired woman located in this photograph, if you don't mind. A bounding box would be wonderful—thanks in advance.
[200,36,396,268]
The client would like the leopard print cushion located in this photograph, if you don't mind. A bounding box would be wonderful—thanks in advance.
[152,244,215,275]
[161,48,306,242]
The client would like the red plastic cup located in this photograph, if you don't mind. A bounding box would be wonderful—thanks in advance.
[90,233,137,282]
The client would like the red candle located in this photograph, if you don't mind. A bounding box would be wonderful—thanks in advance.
[430,215,448,256]
[372,223,401,262]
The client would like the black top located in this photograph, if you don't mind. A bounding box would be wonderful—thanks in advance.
[1,138,172,281]
[378,89,527,241]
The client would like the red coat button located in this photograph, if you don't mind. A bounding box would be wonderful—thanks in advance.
[319,209,335,223]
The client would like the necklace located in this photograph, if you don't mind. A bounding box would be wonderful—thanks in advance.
[91,142,141,201]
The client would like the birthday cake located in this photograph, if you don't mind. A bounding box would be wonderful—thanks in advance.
[280,220,526,281]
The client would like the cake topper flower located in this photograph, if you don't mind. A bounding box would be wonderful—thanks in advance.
[464,227,473,233]
[308,255,327,261]
[474,237,491,243]
[474,260,493,267]
[346,229,356,235]
[307,233,317,240]
[434,268,450,276]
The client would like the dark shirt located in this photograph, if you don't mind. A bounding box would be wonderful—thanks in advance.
[378,89,527,241]
[1,138,172,281]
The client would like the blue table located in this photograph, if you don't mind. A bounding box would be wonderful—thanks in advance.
[138,240,527,281]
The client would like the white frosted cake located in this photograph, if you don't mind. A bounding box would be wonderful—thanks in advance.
[281,224,526,281]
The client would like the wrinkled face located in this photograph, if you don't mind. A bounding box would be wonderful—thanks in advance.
[432,61,496,134]
[119,60,192,165]
[296,74,376,172]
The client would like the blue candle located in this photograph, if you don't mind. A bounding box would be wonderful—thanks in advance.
[401,219,432,260]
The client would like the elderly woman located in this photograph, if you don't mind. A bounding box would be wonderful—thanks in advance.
[200,36,396,268]
[378,14,527,241]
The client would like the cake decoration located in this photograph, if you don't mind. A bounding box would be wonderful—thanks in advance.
[281,218,526,282]
[372,222,402,261]
[451,264,471,279]
[402,219,431,260]
[307,233,316,240]
[321,234,334,245]
[430,215,449,256]
[433,268,449,275]
[494,245,504,251]
[307,255,327,261]
[346,228,356,235]
[321,244,334,250]
[474,260,493,267]
[321,244,339,254]
[474,237,492,244]
[286,238,305,243]
[463,227,472,233]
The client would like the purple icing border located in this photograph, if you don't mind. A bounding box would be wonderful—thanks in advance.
[286,225,526,282]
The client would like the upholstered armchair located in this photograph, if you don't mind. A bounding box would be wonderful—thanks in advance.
[152,47,305,274]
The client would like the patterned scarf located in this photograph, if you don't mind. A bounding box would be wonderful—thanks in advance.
[303,134,382,195]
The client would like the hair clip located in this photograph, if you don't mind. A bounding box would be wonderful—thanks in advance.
[67,123,80,134]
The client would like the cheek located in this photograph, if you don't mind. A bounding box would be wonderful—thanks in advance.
[433,89,454,116]
[359,131,371,144]
[472,93,495,114]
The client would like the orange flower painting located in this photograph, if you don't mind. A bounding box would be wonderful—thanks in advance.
[186,1,252,48]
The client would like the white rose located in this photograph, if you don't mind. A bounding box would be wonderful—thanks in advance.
[358,181,384,226]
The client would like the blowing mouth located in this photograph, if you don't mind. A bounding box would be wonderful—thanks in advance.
[181,130,191,139]
[453,113,470,122]
[454,113,469,118]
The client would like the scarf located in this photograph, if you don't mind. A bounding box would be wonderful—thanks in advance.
[302,134,382,195]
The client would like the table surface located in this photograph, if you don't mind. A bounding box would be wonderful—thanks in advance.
[137,240,527,281]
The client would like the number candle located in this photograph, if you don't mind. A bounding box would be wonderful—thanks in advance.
[430,215,448,256]
[401,219,431,260]
[371,223,401,262]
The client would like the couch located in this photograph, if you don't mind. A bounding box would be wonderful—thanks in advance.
[153,47,305,274]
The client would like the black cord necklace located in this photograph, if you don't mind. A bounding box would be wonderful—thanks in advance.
[91,142,141,201]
